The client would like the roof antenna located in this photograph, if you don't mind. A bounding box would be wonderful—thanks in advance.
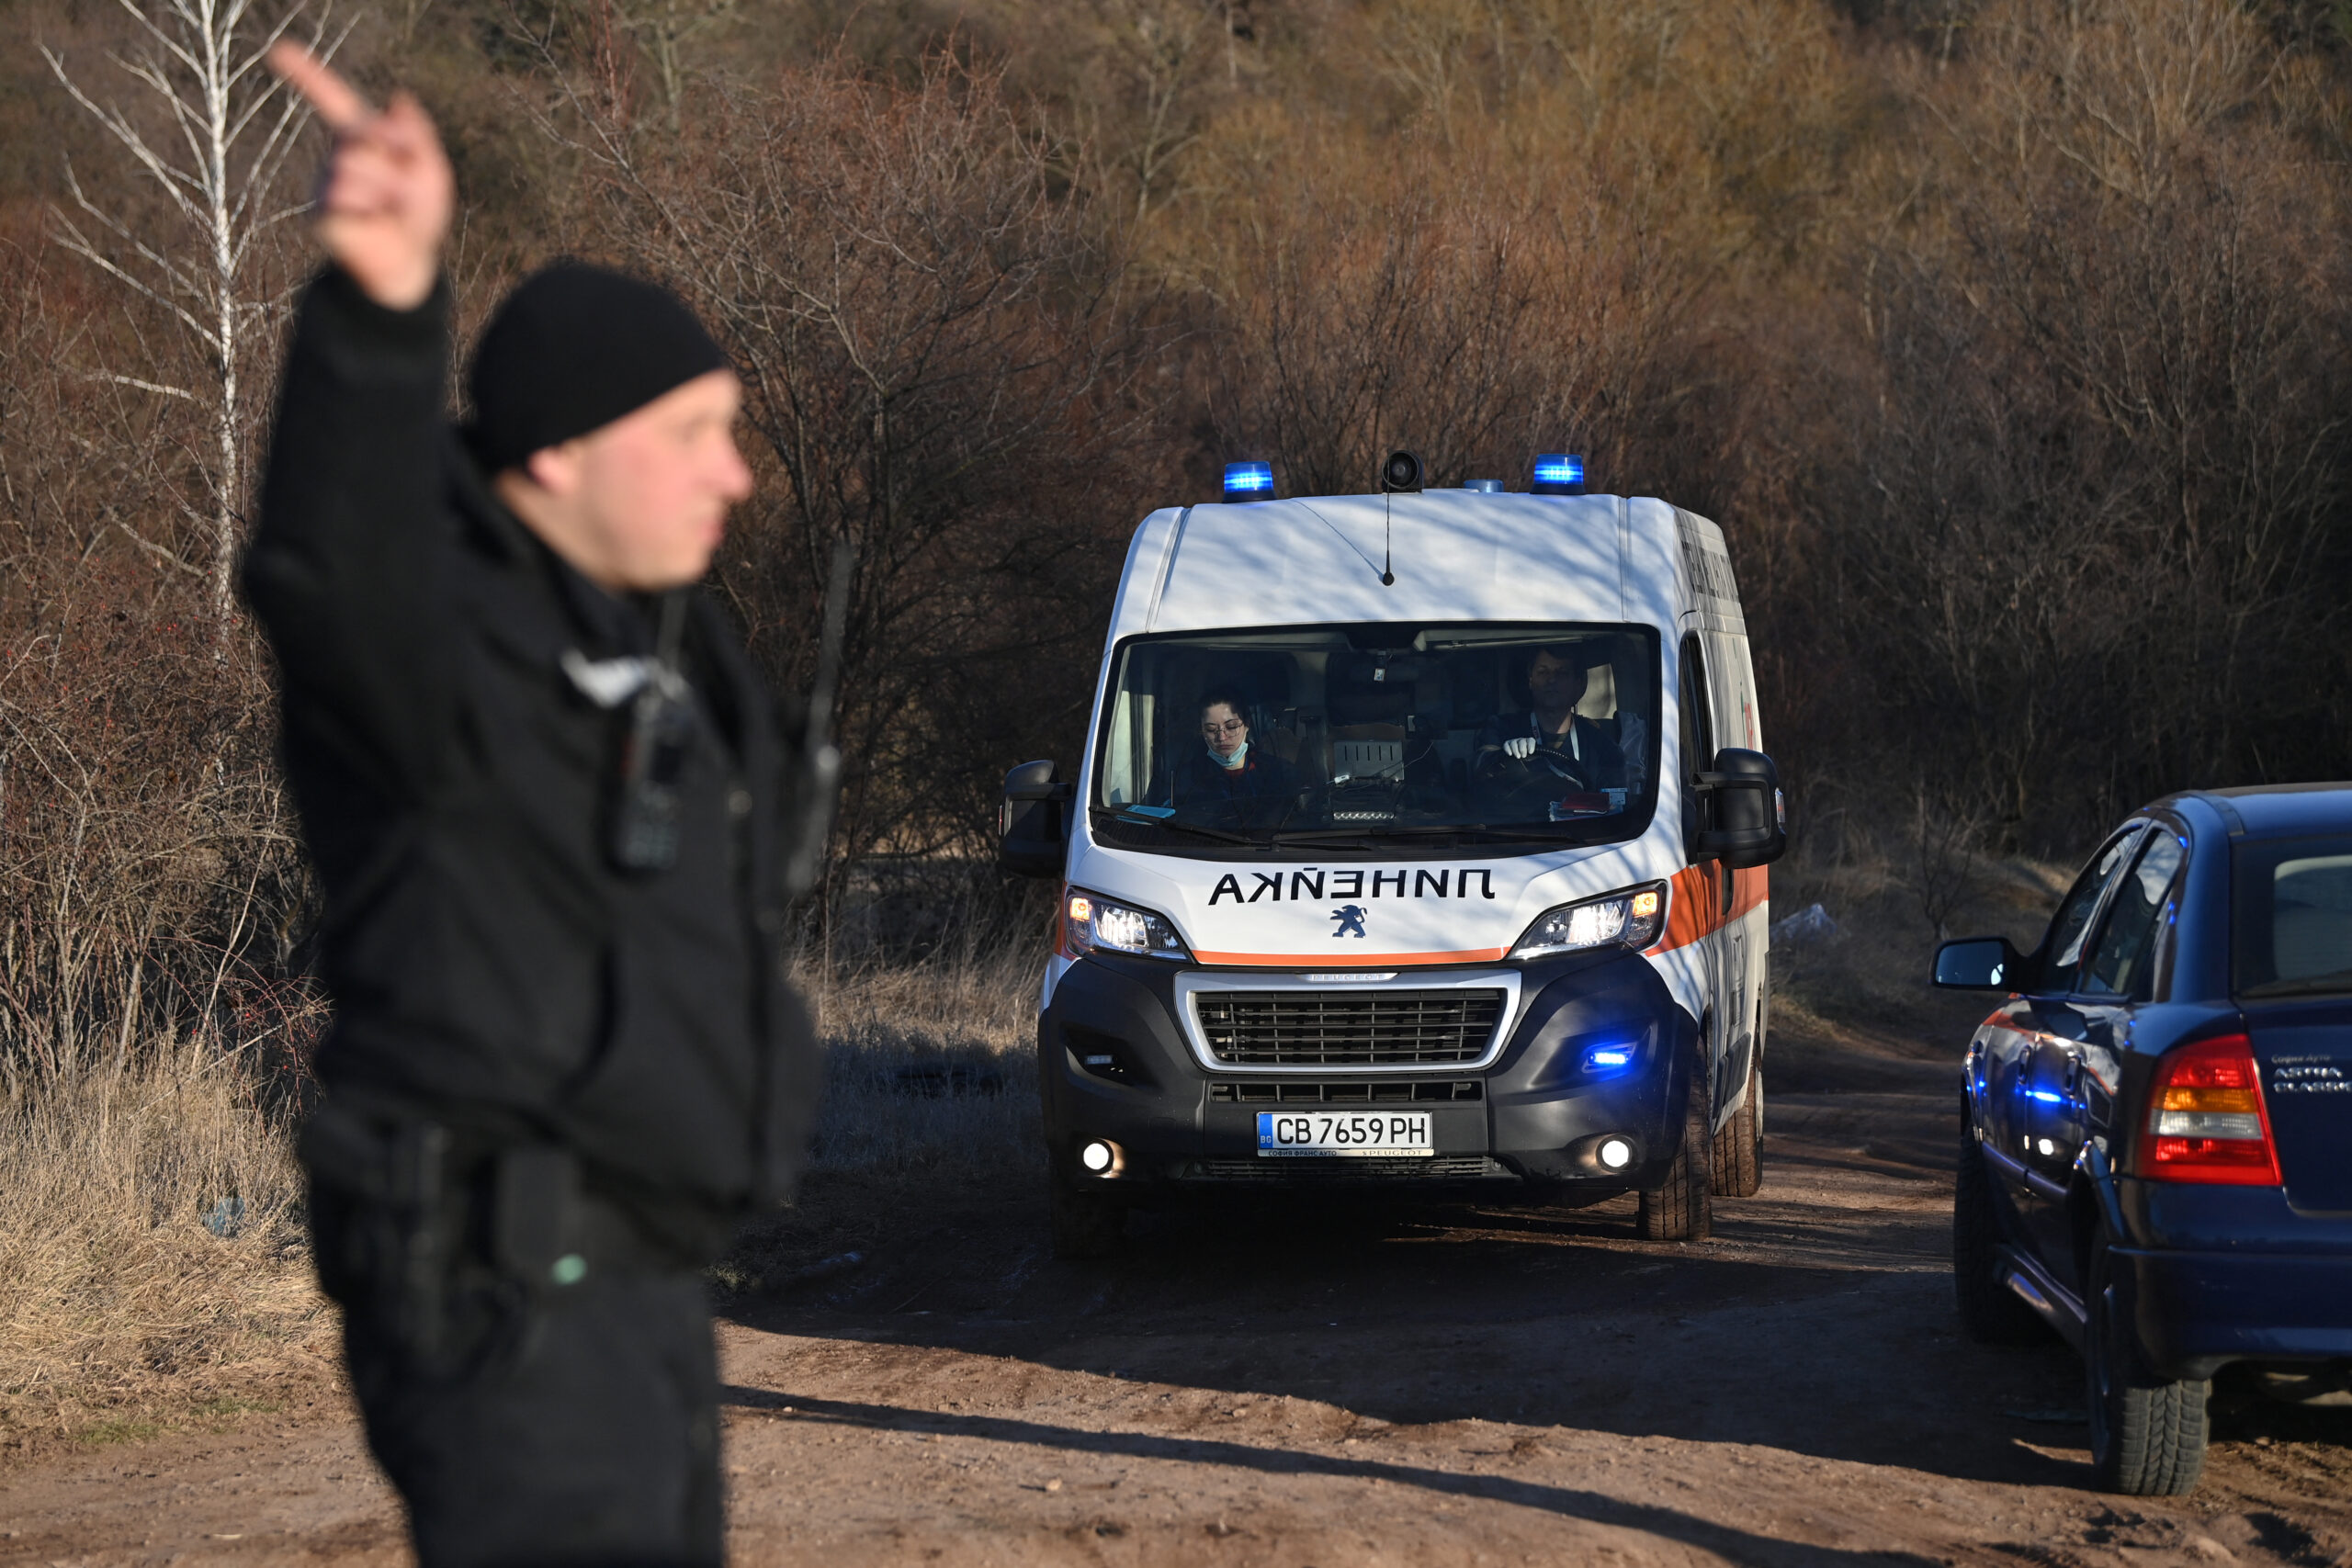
[1376,448,1422,586]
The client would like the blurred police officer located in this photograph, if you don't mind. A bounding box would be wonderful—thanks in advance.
[246,46,820,1568]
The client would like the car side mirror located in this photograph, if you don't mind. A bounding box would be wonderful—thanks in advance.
[1693,748,1786,869]
[1934,936,2026,991]
[999,759,1071,879]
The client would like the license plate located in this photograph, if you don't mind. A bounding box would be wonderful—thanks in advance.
[1257,1110,1434,1156]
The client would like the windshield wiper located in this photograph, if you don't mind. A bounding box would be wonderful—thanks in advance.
[1088,806,1262,846]
[1263,823,1584,845]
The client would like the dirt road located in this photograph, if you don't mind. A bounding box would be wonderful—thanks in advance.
[6,1030,2347,1566]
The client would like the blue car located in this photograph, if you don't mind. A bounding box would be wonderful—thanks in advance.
[1935,784,2352,1495]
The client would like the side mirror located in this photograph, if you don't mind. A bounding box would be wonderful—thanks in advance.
[999,759,1072,879]
[1693,748,1786,869]
[1934,936,2026,991]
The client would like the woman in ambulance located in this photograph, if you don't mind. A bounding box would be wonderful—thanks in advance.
[1156,688,1298,810]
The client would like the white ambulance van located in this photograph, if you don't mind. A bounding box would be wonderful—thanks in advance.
[999,455,1785,1257]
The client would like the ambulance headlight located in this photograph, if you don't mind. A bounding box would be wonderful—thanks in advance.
[1509,882,1668,959]
[1063,889,1191,961]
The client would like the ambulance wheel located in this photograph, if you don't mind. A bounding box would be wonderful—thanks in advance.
[1049,1163,1125,1260]
[1711,1051,1762,1198]
[1636,1072,1713,1242]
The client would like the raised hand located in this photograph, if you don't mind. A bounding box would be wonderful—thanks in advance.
[267,43,453,310]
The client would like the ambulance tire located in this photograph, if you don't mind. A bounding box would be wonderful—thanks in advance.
[1711,1050,1763,1199]
[1049,1162,1126,1260]
[1636,1070,1713,1242]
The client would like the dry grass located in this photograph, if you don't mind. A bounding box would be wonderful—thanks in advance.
[0,1043,334,1458]
[1762,818,2077,1091]
[798,940,1045,1180]
[0,936,1054,1454]
[714,939,1049,1293]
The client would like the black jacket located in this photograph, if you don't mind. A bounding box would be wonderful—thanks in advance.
[1161,746,1298,806]
[246,267,818,1263]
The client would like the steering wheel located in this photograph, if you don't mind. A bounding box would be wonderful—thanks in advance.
[1476,745,1597,815]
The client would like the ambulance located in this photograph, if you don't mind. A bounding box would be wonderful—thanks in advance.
[999,452,1785,1257]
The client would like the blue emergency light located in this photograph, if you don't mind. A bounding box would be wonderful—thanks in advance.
[1581,1043,1636,1075]
[1222,461,1275,499]
[1532,453,1585,494]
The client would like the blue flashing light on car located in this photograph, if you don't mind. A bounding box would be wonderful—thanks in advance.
[1222,461,1274,499]
[1581,1043,1637,1075]
[1532,453,1585,494]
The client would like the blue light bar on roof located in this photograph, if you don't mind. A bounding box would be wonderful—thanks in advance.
[1532,453,1585,495]
[1222,461,1274,499]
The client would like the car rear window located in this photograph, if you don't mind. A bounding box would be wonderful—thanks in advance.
[2235,834,2352,999]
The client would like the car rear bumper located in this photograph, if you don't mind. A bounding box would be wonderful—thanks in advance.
[2113,1245,2352,1381]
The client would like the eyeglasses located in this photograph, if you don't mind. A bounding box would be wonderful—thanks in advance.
[1202,719,1247,736]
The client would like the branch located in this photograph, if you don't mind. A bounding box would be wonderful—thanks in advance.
[50,209,219,350]
[111,519,207,576]
[77,369,197,400]
[41,46,207,223]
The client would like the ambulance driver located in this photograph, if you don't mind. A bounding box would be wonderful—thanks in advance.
[1475,643,1646,806]
[1163,688,1297,807]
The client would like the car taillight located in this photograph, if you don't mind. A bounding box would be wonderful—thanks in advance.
[2140,1032,2280,1186]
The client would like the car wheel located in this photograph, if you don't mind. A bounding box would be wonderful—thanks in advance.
[1637,1065,1713,1242]
[1951,1108,2045,1345]
[2086,1227,2208,1495]
[1711,1050,1762,1198]
[1048,1159,1126,1260]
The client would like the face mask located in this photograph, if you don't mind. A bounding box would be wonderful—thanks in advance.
[1211,739,1249,770]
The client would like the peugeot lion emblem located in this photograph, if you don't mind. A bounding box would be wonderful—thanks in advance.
[1329,904,1368,939]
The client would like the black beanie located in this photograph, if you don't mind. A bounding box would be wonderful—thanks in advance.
[466,262,731,474]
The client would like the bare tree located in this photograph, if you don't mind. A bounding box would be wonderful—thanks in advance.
[1082,0,1221,220]
[1210,179,1690,498]
[532,52,1169,894]
[1907,781,1985,942]
[1369,0,1492,143]
[0,239,318,1091]
[1786,0,2352,844]
[42,0,331,649]
[606,0,740,133]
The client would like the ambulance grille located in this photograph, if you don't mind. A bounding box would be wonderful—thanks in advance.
[1194,989,1505,1066]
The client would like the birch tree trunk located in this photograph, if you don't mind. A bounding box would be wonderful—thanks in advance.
[43,0,331,654]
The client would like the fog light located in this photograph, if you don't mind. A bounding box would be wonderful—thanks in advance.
[1079,1139,1116,1174]
[1598,1136,1634,1170]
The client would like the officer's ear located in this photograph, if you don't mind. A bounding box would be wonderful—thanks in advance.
[519,440,587,499]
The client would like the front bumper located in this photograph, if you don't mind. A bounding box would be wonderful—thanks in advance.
[1039,945,1699,1196]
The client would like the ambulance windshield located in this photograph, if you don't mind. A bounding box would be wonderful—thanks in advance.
[1091,623,1662,851]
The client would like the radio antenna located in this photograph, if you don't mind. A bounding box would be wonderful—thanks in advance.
[1381,493,1395,587]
